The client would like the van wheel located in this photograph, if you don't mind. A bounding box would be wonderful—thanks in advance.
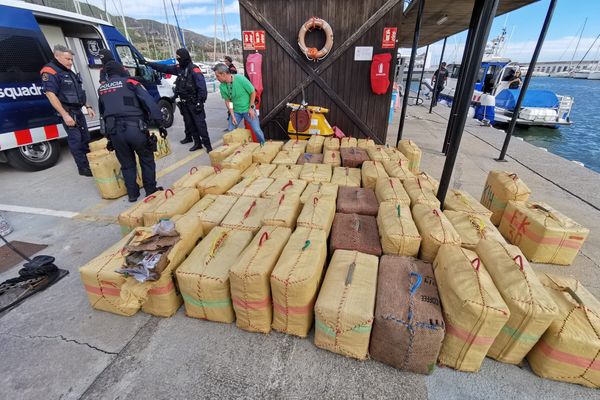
[159,99,174,128]
[5,140,61,171]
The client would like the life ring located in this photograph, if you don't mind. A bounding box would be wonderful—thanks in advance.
[298,17,334,61]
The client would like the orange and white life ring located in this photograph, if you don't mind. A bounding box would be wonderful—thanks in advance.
[298,17,334,61]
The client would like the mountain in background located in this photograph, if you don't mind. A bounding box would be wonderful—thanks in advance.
[24,0,242,63]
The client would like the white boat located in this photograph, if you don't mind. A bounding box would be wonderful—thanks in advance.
[573,70,591,79]
[588,71,600,80]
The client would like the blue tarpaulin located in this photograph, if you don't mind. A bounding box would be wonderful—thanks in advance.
[495,89,560,111]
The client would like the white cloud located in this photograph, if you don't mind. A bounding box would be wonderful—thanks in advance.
[87,0,238,19]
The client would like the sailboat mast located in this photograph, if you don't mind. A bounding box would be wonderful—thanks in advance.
[118,0,132,42]
[162,0,175,55]
[221,0,228,56]
[213,0,217,61]
[569,17,587,71]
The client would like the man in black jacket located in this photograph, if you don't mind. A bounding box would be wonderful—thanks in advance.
[145,48,211,152]
[98,62,164,202]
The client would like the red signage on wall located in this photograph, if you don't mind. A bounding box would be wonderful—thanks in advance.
[253,30,266,50]
[243,31,255,50]
[242,30,267,51]
[382,27,397,49]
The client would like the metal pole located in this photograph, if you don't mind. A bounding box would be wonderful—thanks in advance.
[396,0,425,145]
[497,0,557,161]
[442,13,479,154]
[416,45,429,103]
[170,0,186,48]
[436,0,500,207]
[429,37,447,114]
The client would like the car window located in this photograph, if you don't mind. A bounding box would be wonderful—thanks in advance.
[0,28,49,83]
[116,45,137,68]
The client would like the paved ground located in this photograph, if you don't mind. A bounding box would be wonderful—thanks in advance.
[0,93,598,399]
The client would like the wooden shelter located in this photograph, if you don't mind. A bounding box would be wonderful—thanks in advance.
[239,0,405,143]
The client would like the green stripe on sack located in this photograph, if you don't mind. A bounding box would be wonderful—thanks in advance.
[182,293,231,308]
[501,325,540,343]
[315,319,372,336]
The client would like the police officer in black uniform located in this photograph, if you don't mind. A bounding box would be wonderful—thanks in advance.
[145,48,212,152]
[98,48,129,84]
[98,62,164,202]
[41,44,95,176]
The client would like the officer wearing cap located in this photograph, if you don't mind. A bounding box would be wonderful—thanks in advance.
[41,44,95,176]
[144,48,211,152]
[98,61,164,202]
[98,48,129,84]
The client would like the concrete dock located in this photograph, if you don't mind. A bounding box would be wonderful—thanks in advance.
[0,92,598,399]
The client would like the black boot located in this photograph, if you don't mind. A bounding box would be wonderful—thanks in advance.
[78,167,93,177]
[180,137,192,144]
[189,142,203,152]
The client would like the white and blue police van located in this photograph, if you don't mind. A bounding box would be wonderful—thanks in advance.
[0,0,175,171]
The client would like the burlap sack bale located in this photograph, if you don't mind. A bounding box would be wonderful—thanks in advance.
[300,182,339,204]
[323,149,341,166]
[443,189,493,219]
[282,139,308,153]
[375,177,411,205]
[176,227,253,323]
[223,128,252,144]
[340,137,358,148]
[336,187,379,216]
[357,138,376,149]
[143,188,200,226]
[269,164,303,179]
[227,176,274,197]
[80,214,203,317]
[300,163,332,183]
[271,227,328,337]
[314,250,378,360]
[221,196,269,233]
[403,178,440,209]
[527,273,600,388]
[475,239,559,365]
[361,161,389,189]
[197,168,241,195]
[118,191,165,235]
[241,163,277,179]
[237,142,261,154]
[297,194,337,234]
[87,151,128,199]
[185,194,218,216]
[272,149,303,165]
[377,201,421,256]
[367,146,391,163]
[397,139,422,173]
[172,166,215,189]
[384,147,406,162]
[412,204,461,262]
[221,149,253,172]
[307,135,325,154]
[382,159,415,181]
[444,210,505,250]
[253,141,283,164]
[152,129,171,160]
[197,195,238,234]
[296,153,324,165]
[323,137,340,151]
[330,213,382,256]
[340,147,370,168]
[262,192,302,229]
[263,178,308,199]
[230,226,292,333]
[209,143,241,167]
[498,201,589,266]
[433,245,510,372]
[89,137,108,152]
[413,172,440,192]
[370,256,445,373]
[330,167,361,188]
[480,171,531,226]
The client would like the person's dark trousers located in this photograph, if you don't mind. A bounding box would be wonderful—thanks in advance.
[62,109,91,171]
[178,103,193,141]
[109,120,157,198]
[432,86,444,107]
[181,101,212,151]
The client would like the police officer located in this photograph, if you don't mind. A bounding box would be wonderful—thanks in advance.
[41,44,95,176]
[145,48,212,152]
[98,61,164,202]
[98,48,129,84]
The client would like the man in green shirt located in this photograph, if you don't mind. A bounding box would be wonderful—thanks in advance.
[213,63,265,143]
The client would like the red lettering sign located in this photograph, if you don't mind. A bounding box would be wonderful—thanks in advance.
[382,27,397,49]
[243,31,255,50]
[253,30,266,50]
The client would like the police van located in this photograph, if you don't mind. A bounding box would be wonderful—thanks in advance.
[0,0,175,171]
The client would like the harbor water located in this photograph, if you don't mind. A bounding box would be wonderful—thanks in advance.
[513,77,600,173]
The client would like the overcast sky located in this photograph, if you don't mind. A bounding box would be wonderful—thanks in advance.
[89,0,599,63]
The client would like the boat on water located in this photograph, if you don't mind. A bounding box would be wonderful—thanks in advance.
[588,71,600,80]
[573,70,591,79]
